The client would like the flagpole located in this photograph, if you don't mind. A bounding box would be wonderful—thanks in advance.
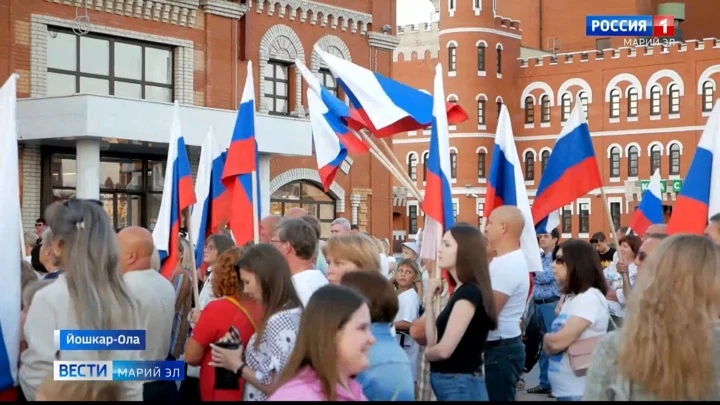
[372,134,423,197]
[599,187,620,244]
[251,170,260,244]
[183,208,200,304]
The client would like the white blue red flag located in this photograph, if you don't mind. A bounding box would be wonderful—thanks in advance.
[532,99,603,234]
[667,100,720,234]
[190,127,229,268]
[485,105,543,273]
[0,74,21,393]
[313,45,468,138]
[221,62,261,245]
[629,169,664,236]
[152,101,197,279]
[306,89,348,191]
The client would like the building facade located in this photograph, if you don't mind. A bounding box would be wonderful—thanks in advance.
[1,0,400,240]
[392,0,720,242]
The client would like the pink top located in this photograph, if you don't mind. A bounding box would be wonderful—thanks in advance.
[267,366,368,402]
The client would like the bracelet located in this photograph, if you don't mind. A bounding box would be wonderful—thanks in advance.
[235,363,246,377]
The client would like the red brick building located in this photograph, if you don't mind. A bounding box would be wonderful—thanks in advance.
[391,0,720,243]
[0,0,399,240]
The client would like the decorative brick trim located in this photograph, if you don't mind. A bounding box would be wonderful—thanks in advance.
[311,35,351,71]
[258,24,305,115]
[30,15,194,104]
[250,0,370,34]
[367,32,400,51]
[199,0,247,19]
[269,168,345,213]
[43,0,198,27]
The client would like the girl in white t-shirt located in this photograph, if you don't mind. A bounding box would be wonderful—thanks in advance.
[543,240,610,401]
[393,259,421,382]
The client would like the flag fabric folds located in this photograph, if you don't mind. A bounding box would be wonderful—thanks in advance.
[221,62,261,245]
[419,63,455,262]
[667,101,720,234]
[313,45,468,138]
[190,127,229,269]
[152,101,197,279]
[485,104,543,273]
[532,99,603,233]
[0,74,22,392]
[629,169,664,236]
[295,60,369,154]
[307,89,348,191]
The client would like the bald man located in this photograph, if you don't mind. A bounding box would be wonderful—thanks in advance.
[483,206,530,402]
[117,227,178,401]
[284,207,310,219]
[634,233,666,270]
[643,223,667,240]
[260,214,282,243]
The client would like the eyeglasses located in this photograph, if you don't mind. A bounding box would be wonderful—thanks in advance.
[554,256,564,265]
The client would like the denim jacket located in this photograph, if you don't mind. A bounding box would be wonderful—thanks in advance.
[355,323,415,401]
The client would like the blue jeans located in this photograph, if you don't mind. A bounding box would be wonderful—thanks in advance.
[430,372,489,401]
[485,338,526,402]
[556,395,582,401]
[536,300,559,389]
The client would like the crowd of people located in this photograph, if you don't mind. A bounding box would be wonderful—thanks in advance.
[5,199,720,401]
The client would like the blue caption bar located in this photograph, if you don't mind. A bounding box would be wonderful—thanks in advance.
[586,15,652,37]
[56,330,146,351]
[54,360,184,381]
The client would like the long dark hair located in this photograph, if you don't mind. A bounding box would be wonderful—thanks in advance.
[235,243,302,349]
[448,224,498,329]
[558,239,608,295]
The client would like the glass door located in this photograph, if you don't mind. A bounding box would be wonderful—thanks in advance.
[116,193,142,229]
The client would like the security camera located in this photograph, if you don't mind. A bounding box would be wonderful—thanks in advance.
[381,24,392,34]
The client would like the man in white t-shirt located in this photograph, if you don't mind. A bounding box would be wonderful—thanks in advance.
[484,206,531,402]
[273,218,328,306]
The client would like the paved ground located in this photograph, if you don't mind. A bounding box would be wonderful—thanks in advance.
[516,364,557,402]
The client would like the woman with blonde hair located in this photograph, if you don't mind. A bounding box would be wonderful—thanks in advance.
[169,237,195,361]
[325,233,381,284]
[584,234,720,401]
[20,199,142,401]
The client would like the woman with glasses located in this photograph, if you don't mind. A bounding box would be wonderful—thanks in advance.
[543,239,610,401]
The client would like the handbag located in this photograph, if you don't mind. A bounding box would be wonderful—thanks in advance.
[566,293,616,373]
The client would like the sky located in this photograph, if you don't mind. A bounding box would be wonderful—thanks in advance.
[397,0,435,26]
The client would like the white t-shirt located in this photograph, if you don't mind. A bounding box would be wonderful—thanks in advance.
[488,250,530,341]
[548,287,610,398]
[379,254,391,279]
[394,289,420,381]
[292,269,328,306]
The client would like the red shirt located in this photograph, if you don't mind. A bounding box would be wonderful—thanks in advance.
[192,297,263,402]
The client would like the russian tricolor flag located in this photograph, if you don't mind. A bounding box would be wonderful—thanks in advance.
[306,89,348,191]
[152,101,197,279]
[667,100,720,234]
[190,127,230,268]
[221,62,261,245]
[295,60,369,154]
[629,169,664,236]
[485,104,543,273]
[532,98,603,234]
[313,45,468,138]
[419,63,455,261]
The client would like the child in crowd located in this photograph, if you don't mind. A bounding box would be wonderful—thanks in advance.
[399,242,425,300]
[36,375,123,401]
[393,259,421,384]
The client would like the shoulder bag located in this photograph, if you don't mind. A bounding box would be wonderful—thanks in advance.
[567,293,616,374]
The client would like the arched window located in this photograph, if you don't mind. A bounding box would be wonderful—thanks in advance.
[668,83,680,114]
[524,151,535,181]
[450,151,458,179]
[541,150,550,174]
[650,144,662,175]
[524,96,535,124]
[270,181,336,239]
[579,91,589,120]
[669,143,681,175]
[627,87,639,117]
[650,85,661,116]
[702,80,714,112]
[407,153,417,181]
[628,145,639,177]
[497,99,503,118]
[477,151,486,178]
[496,45,502,74]
[609,147,621,178]
[477,43,486,72]
[477,98,486,126]
[561,93,571,122]
[540,95,551,123]
[609,88,620,118]
[448,44,457,72]
[423,151,430,181]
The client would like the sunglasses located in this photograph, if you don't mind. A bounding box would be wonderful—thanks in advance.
[554,256,564,265]
[589,239,599,244]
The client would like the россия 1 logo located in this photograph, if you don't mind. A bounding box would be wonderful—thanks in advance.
[585,15,675,37]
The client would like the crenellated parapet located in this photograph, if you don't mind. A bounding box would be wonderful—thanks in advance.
[394,21,440,62]
[493,15,521,32]
[519,37,720,69]
[397,21,439,35]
